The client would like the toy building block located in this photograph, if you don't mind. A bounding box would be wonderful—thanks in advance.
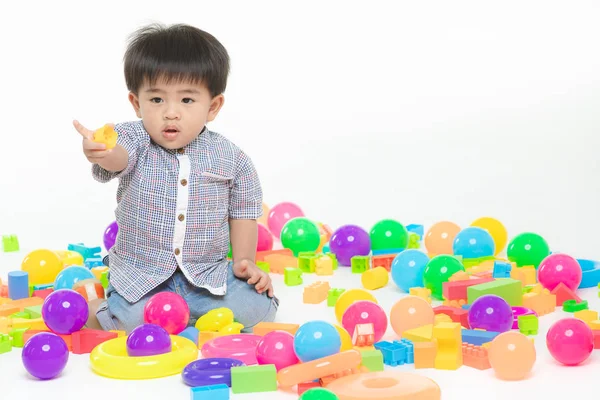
[371,254,395,272]
[373,340,413,366]
[91,266,109,281]
[198,331,220,347]
[407,224,424,237]
[12,318,48,331]
[434,314,452,325]
[461,329,499,346]
[468,262,494,278]
[352,323,375,347]
[563,299,588,312]
[11,296,43,310]
[284,267,303,286]
[264,253,297,274]
[467,278,523,306]
[0,317,9,334]
[255,248,293,262]
[315,256,333,276]
[0,333,12,354]
[360,349,384,372]
[23,330,72,351]
[589,320,600,330]
[32,288,53,300]
[593,330,600,350]
[551,282,582,306]
[402,324,433,343]
[298,254,317,273]
[0,304,20,318]
[297,381,321,395]
[2,235,19,252]
[327,288,345,307]
[67,243,102,260]
[320,365,368,386]
[85,257,104,269]
[413,341,437,369]
[433,306,469,328]
[93,124,118,149]
[443,277,493,301]
[253,322,299,336]
[410,287,432,303]
[443,299,468,308]
[448,271,470,282]
[0,284,8,297]
[462,343,490,370]
[574,309,599,327]
[433,322,462,370]
[11,311,30,319]
[231,364,277,394]
[303,281,330,304]
[522,289,556,316]
[518,314,538,335]
[256,261,269,273]
[510,265,536,286]
[9,327,29,347]
[190,383,230,400]
[408,233,421,249]
[372,248,404,256]
[72,329,118,354]
[326,252,338,270]
[8,271,29,300]
[361,267,389,290]
[351,256,370,273]
[493,261,512,278]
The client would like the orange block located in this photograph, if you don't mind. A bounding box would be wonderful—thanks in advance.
[522,289,556,316]
[253,322,300,336]
[0,305,20,317]
[256,248,293,262]
[23,330,72,351]
[264,254,297,274]
[10,297,43,310]
[303,281,330,304]
[414,341,437,369]
[462,343,490,370]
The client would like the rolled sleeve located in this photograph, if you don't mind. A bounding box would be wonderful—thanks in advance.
[229,151,263,219]
[92,123,141,183]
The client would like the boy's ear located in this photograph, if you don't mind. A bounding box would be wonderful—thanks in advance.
[207,94,225,122]
[128,92,142,118]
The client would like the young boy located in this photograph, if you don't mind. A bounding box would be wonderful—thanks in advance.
[73,23,278,334]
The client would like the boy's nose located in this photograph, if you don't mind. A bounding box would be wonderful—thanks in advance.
[164,107,181,120]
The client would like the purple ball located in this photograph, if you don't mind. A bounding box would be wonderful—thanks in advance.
[126,323,172,357]
[42,289,89,335]
[468,294,514,333]
[103,220,118,251]
[329,224,371,266]
[22,332,69,380]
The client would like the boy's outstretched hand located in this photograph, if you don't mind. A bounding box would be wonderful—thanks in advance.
[233,259,274,298]
[73,120,114,163]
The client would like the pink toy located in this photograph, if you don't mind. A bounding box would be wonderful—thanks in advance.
[256,330,299,371]
[546,318,593,366]
[267,202,304,239]
[341,300,388,344]
[201,334,262,365]
[537,253,582,291]
[257,223,274,252]
[511,307,537,329]
[143,292,190,335]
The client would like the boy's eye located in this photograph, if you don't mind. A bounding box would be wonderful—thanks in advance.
[182,98,194,104]
[150,97,163,103]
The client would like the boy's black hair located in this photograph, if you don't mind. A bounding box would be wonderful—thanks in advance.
[123,23,230,97]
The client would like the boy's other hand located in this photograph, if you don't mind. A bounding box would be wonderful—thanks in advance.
[73,120,114,164]
[233,259,274,297]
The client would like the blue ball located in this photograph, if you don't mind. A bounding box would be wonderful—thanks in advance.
[178,327,200,346]
[293,321,341,363]
[391,249,430,292]
[452,227,495,259]
[53,266,95,290]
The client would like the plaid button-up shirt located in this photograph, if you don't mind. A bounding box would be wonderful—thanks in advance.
[93,120,263,303]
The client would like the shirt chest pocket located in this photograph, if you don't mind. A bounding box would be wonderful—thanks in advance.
[195,171,232,211]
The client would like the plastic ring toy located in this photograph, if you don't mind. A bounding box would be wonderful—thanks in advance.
[577,259,600,288]
[90,335,198,380]
[325,370,441,399]
[182,358,245,387]
[201,334,262,365]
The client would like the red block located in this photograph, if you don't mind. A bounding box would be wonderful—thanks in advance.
[371,255,395,272]
[550,283,581,306]
[72,329,118,354]
[593,330,600,350]
[442,278,494,301]
[434,305,469,328]
[33,288,54,300]
[297,381,321,395]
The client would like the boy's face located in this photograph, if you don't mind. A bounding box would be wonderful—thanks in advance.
[128,78,224,149]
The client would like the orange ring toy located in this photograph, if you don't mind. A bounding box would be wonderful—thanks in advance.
[326,371,441,399]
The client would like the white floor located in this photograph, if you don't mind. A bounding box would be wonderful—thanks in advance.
[0,245,598,400]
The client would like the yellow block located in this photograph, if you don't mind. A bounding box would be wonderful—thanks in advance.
[93,124,118,149]
[361,267,389,290]
[434,314,452,325]
[574,310,598,326]
[11,317,48,331]
[402,324,433,342]
[589,320,600,330]
[433,322,462,370]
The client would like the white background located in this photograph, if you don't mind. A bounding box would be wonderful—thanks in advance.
[0,0,599,399]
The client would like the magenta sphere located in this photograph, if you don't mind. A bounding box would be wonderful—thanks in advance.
[143,292,190,335]
[103,220,118,251]
[468,295,513,333]
[126,323,172,357]
[546,318,593,366]
[341,301,388,343]
[329,225,371,266]
[537,253,582,291]
[267,202,304,239]
[22,332,69,380]
[257,223,274,252]
[255,330,299,371]
[42,289,89,335]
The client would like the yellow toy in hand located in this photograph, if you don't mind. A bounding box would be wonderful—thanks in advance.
[93,124,118,149]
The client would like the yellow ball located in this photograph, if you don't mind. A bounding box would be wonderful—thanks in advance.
[334,324,353,351]
[21,249,64,285]
[471,217,508,256]
[334,289,377,323]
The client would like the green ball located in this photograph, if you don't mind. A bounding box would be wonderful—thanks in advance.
[369,219,408,251]
[507,232,550,268]
[300,388,339,400]
[423,255,465,300]
[281,217,321,256]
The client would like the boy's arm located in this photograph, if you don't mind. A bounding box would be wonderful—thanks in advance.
[95,144,128,172]
[229,218,258,263]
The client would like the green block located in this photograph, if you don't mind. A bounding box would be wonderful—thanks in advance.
[10,311,30,320]
[256,261,270,274]
[467,278,523,306]
[24,305,42,319]
[518,314,538,335]
[563,299,588,313]
[327,288,345,307]
[9,328,29,347]
[231,364,277,394]
[2,235,19,252]
[463,256,495,269]
[284,267,303,286]
[0,334,12,354]
[407,233,421,249]
[360,349,384,371]
[351,256,370,273]
[298,254,318,273]
[100,270,109,289]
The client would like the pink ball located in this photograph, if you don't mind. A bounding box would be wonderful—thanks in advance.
[257,223,274,252]
[546,318,593,366]
[538,253,582,291]
[143,292,190,335]
[341,300,388,344]
[255,330,299,371]
[267,202,304,239]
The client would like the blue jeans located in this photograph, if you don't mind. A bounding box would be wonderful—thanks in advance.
[96,265,279,334]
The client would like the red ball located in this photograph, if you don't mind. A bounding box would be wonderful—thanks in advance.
[546,318,593,366]
[538,253,582,291]
[143,292,190,334]
[257,223,274,252]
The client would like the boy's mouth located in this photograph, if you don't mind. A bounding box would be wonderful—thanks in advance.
[162,126,179,140]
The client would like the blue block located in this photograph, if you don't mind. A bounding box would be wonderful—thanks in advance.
[374,339,414,366]
[67,243,102,260]
[85,257,104,269]
[406,224,424,238]
[393,338,414,363]
[32,283,53,291]
[462,304,471,310]
[179,327,199,346]
[372,248,405,256]
[8,271,29,300]
[461,329,499,345]
[492,261,511,278]
[191,384,229,400]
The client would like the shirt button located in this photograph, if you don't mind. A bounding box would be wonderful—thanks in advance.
[174,248,181,256]
[180,179,188,186]
[177,148,185,154]
[178,214,185,222]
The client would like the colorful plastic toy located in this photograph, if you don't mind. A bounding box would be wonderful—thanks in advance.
[42,289,89,335]
[257,223,274,252]
[470,217,508,256]
[277,349,361,387]
[201,334,262,365]
[423,255,465,299]
[537,253,582,291]
[93,124,118,149]
[468,295,514,333]
[8,271,29,300]
[182,357,245,387]
[452,227,495,259]
[143,292,190,335]
[507,232,550,268]
[255,330,298,371]
[126,324,172,357]
[280,217,321,256]
[293,320,341,362]
[424,221,461,255]
[341,300,388,344]
[334,289,378,323]
[329,225,371,266]
[389,296,435,337]
[103,221,118,251]
[577,258,600,288]
[369,219,409,251]
[391,249,430,292]
[267,201,304,239]
[488,331,536,380]
[195,308,234,332]
[546,318,594,366]
[22,332,69,380]
[21,249,65,285]
[511,307,537,329]
[53,265,95,290]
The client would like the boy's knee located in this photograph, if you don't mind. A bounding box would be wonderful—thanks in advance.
[239,296,279,332]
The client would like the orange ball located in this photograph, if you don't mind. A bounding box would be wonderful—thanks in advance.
[488,331,536,380]
[424,221,461,255]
